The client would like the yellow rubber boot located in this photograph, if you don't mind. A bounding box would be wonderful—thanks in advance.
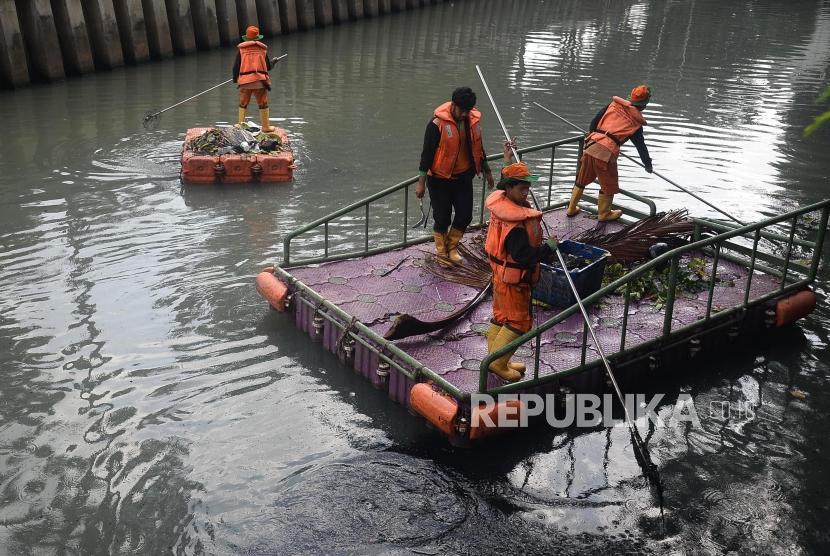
[509,357,526,375]
[238,107,247,125]
[433,232,452,267]
[259,108,274,133]
[488,326,523,382]
[486,323,525,374]
[446,227,464,265]
[566,185,584,217]
[597,193,622,222]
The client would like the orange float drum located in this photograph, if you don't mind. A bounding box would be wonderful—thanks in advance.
[775,289,817,327]
[256,267,289,311]
[409,383,459,437]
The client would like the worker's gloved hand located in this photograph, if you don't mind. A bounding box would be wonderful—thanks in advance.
[545,237,558,251]
[644,160,653,174]
[415,176,426,199]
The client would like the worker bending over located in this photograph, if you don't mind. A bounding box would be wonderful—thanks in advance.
[567,85,653,221]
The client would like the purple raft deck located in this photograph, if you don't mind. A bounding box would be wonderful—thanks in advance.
[283,207,782,397]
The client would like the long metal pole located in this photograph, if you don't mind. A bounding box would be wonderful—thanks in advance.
[475,66,521,162]
[532,100,746,227]
[145,54,288,120]
[476,67,658,481]
[475,66,549,232]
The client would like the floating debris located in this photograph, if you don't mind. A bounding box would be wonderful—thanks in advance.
[788,388,807,400]
[185,125,284,155]
[602,257,731,309]
[574,209,694,264]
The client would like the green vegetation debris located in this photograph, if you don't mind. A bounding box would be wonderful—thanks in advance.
[602,257,734,309]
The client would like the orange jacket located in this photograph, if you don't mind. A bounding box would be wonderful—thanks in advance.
[429,102,485,178]
[586,96,647,156]
[237,41,271,88]
[485,191,543,285]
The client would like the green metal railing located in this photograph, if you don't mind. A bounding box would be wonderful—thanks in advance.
[282,136,656,266]
[478,199,830,395]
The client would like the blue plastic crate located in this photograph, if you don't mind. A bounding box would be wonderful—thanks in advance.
[532,240,610,308]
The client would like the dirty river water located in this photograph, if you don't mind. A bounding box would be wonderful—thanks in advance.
[2,0,830,553]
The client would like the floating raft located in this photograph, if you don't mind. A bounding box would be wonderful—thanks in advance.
[258,204,824,444]
[181,127,294,184]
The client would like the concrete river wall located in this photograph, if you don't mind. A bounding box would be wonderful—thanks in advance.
[0,0,447,89]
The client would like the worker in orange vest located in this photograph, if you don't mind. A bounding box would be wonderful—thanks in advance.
[416,87,495,267]
[567,85,653,221]
[233,26,274,133]
[484,142,558,382]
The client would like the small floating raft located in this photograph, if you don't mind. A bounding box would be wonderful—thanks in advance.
[181,127,294,184]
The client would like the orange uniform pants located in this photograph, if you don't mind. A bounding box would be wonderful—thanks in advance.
[575,152,619,194]
[492,278,533,333]
[239,88,268,109]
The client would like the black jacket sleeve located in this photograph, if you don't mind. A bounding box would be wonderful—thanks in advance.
[629,127,651,166]
[233,52,241,82]
[266,55,273,70]
[504,227,553,268]
[419,120,441,174]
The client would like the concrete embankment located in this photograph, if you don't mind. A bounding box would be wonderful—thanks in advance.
[0,0,444,89]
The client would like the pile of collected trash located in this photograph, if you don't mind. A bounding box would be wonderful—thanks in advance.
[547,253,594,271]
[185,124,284,155]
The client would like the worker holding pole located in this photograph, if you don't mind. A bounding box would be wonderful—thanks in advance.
[567,85,653,221]
[233,26,275,132]
[484,141,558,382]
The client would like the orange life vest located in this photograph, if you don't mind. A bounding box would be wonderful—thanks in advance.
[237,41,271,88]
[485,190,543,285]
[429,101,485,179]
[586,96,647,156]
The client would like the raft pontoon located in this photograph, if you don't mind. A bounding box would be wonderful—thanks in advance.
[257,136,828,444]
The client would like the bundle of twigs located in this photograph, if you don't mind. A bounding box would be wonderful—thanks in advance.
[421,233,493,289]
[573,209,694,264]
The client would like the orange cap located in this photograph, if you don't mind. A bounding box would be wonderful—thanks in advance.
[630,85,651,107]
[498,162,539,189]
[243,26,263,41]
[502,162,534,179]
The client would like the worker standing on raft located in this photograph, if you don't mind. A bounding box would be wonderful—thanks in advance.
[233,25,274,133]
[566,85,653,221]
[416,87,496,267]
[484,141,558,382]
